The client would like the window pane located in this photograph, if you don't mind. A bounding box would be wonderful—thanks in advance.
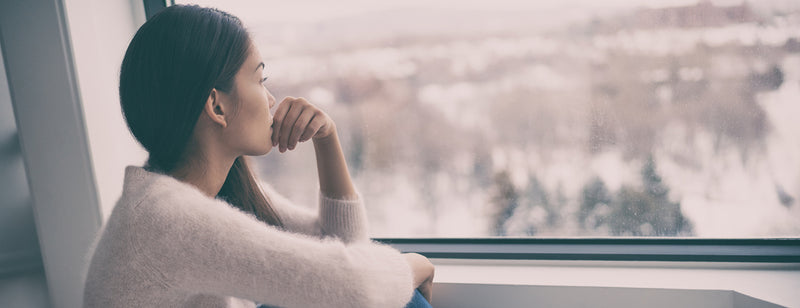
[176,0,800,237]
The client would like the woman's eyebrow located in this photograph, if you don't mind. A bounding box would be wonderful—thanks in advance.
[254,62,264,72]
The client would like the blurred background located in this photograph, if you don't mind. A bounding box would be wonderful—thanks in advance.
[175,0,800,238]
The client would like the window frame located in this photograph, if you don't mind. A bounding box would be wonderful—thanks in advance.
[148,0,800,264]
[144,0,172,19]
[374,238,800,262]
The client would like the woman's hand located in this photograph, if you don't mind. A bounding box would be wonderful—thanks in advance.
[271,96,335,153]
[403,253,435,303]
[272,96,356,199]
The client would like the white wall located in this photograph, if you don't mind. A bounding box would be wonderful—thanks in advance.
[61,0,149,220]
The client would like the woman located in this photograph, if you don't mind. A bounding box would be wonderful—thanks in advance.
[83,4,434,308]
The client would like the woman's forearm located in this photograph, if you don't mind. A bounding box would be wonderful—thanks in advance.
[313,126,357,200]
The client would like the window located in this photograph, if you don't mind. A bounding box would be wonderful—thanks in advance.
[171,0,800,239]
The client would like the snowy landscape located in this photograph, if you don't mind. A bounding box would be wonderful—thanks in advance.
[185,0,800,237]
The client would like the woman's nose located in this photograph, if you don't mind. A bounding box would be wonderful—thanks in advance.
[267,93,276,109]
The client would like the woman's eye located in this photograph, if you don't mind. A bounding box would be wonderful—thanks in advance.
[260,76,269,84]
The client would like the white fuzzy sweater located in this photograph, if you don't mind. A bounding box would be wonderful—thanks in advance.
[83,166,415,308]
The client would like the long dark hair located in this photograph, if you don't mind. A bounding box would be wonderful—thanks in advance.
[119,4,283,228]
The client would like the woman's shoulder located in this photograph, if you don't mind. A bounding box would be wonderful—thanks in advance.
[105,166,262,247]
[85,166,201,270]
[109,166,216,223]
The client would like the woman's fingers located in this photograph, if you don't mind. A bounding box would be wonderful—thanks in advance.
[300,113,325,142]
[271,96,334,152]
[419,280,433,304]
[287,108,315,150]
[419,262,434,303]
[271,96,295,147]
[278,101,305,152]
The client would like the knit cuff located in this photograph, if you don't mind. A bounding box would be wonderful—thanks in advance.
[319,192,369,243]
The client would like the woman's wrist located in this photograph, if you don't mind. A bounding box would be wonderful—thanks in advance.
[312,124,357,199]
[312,123,337,144]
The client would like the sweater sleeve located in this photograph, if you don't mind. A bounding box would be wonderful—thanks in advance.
[130,192,415,308]
[259,182,370,243]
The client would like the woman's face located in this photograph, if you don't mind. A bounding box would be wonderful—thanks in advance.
[219,44,276,156]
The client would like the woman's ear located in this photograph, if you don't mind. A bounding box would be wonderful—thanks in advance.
[204,88,228,128]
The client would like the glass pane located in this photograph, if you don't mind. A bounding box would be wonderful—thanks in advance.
[176,0,800,237]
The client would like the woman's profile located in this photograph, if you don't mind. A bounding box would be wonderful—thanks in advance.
[82,4,434,308]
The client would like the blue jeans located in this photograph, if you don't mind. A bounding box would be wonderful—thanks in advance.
[255,289,432,308]
[405,289,433,308]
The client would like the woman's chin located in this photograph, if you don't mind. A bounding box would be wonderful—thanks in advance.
[247,143,273,156]
[260,144,274,155]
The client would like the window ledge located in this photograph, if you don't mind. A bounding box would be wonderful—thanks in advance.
[428,258,800,307]
[429,282,784,308]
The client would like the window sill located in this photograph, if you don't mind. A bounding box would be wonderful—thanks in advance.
[427,258,800,307]
[429,282,783,308]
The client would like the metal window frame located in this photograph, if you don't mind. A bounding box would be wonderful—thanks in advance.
[374,238,800,262]
[142,0,800,265]
[144,0,171,19]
